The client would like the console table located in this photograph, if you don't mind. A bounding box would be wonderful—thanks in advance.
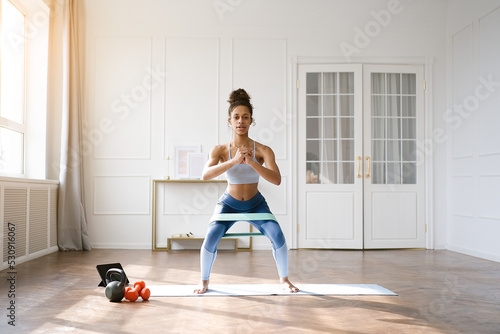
[166,237,239,251]
[151,179,228,251]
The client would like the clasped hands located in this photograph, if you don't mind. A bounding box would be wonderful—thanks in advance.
[233,146,253,164]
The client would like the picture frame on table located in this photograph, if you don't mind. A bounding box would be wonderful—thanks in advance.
[188,153,207,179]
[174,145,200,179]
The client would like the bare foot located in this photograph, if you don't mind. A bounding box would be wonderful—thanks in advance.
[280,277,299,293]
[193,280,209,294]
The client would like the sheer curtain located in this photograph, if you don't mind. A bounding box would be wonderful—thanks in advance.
[305,72,355,185]
[47,0,91,251]
[371,73,417,185]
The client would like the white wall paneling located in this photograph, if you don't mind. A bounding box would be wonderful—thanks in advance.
[89,214,153,249]
[451,176,475,217]
[447,4,500,262]
[478,7,500,157]
[79,0,467,252]
[232,38,288,160]
[451,24,475,159]
[448,215,475,249]
[164,38,220,158]
[90,174,152,248]
[162,182,226,215]
[93,176,150,215]
[94,36,153,160]
[479,176,500,220]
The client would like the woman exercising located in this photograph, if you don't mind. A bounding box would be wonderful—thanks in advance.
[194,88,299,294]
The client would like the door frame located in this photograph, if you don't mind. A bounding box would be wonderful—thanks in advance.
[291,56,434,250]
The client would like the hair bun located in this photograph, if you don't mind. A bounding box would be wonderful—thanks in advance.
[227,88,253,116]
[228,88,251,104]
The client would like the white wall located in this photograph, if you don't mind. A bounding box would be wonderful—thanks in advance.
[446,1,500,262]
[81,0,449,249]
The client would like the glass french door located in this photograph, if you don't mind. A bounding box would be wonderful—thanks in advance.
[363,64,425,249]
[297,63,425,249]
[298,64,363,249]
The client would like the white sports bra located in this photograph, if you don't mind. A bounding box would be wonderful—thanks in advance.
[226,141,260,184]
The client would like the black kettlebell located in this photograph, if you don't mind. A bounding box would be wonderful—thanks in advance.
[104,268,126,302]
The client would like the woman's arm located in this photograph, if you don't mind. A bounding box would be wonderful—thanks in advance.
[247,145,281,185]
[202,145,240,180]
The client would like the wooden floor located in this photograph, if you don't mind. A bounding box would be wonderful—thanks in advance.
[1,249,500,333]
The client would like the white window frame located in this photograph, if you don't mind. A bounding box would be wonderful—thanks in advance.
[0,0,27,175]
[0,0,50,179]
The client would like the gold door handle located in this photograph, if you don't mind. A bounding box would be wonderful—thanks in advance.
[365,156,371,178]
[356,156,361,178]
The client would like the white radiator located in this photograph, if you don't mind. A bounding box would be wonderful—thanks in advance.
[1,177,59,270]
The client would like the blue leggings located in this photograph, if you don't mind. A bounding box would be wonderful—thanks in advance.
[200,191,288,280]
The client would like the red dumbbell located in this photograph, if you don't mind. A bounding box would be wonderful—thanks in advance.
[125,281,150,302]
[140,286,150,300]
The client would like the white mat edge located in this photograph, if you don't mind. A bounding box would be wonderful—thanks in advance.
[149,284,398,297]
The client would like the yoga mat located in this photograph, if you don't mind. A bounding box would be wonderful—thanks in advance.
[149,284,397,297]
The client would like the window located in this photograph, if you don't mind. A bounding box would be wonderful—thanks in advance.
[1,0,49,178]
[305,72,355,184]
[0,0,26,174]
[370,72,417,184]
